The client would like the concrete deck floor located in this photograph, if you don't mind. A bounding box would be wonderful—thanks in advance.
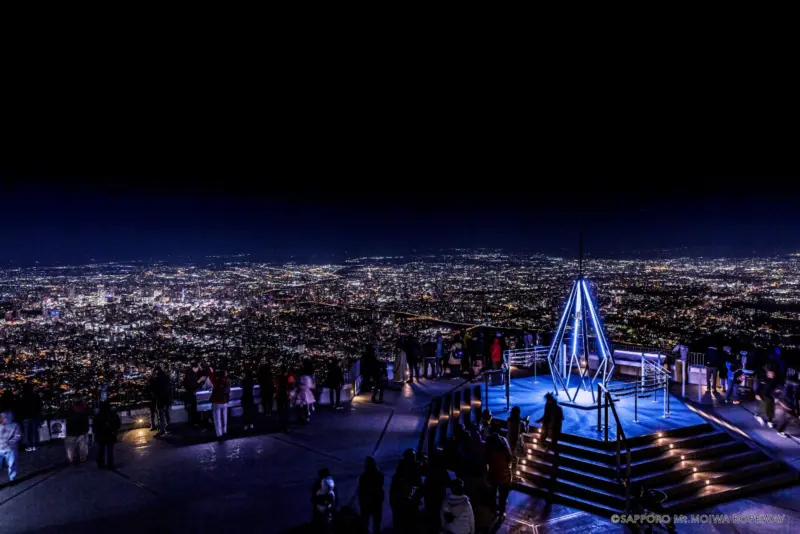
[0,373,798,533]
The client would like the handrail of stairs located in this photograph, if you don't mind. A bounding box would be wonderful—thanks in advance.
[598,382,632,511]
[641,353,671,417]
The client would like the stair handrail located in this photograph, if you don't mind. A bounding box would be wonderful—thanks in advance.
[503,346,549,368]
[641,353,671,417]
[597,382,632,511]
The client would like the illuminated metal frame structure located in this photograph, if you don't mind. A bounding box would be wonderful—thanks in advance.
[546,276,614,404]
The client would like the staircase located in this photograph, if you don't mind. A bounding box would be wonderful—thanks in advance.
[515,422,798,516]
[420,384,483,457]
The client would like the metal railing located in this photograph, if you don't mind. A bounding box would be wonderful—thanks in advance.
[597,382,632,510]
[503,345,549,384]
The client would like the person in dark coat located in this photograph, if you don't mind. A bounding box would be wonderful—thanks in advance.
[18,382,42,452]
[706,347,719,391]
[257,363,275,417]
[64,398,90,464]
[326,359,345,410]
[361,343,378,392]
[756,367,778,427]
[371,361,387,403]
[241,369,256,430]
[390,449,423,532]
[0,390,15,416]
[183,361,200,427]
[357,456,384,534]
[423,454,451,534]
[93,401,121,469]
[276,366,291,430]
[486,428,512,518]
[536,393,564,500]
[405,335,421,382]
[506,405,524,455]
[151,367,172,435]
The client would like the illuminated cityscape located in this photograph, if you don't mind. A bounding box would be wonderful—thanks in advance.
[3,252,799,407]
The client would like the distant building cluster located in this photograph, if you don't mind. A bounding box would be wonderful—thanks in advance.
[1,253,799,410]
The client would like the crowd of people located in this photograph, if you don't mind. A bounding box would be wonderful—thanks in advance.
[361,329,536,389]
[704,345,800,438]
[307,395,564,534]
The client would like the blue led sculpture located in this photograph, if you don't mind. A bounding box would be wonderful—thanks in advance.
[546,276,614,405]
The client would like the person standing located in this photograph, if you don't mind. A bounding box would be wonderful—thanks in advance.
[389,449,423,532]
[490,337,503,371]
[312,468,337,530]
[257,363,275,417]
[719,347,732,394]
[756,368,777,428]
[0,412,21,482]
[406,335,421,383]
[371,361,387,403]
[440,478,475,534]
[361,343,377,393]
[536,393,564,500]
[706,347,719,392]
[423,454,451,534]
[296,363,316,423]
[241,369,256,430]
[210,369,231,438]
[183,361,200,427]
[357,456,384,534]
[449,338,464,378]
[64,398,90,464]
[276,367,291,430]
[0,390,15,416]
[486,428,512,519]
[435,331,445,378]
[152,367,172,435]
[18,382,42,452]
[394,335,408,384]
[326,359,345,410]
[506,406,524,455]
[93,401,120,469]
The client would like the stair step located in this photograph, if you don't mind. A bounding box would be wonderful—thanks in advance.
[631,450,764,486]
[447,390,462,439]
[426,397,442,456]
[657,460,783,499]
[460,387,472,429]
[514,478,624,517]
[521,422,716,453]
[525,447,618,478]
[629,440,747,476]
[663,470,799,512]
[516,465,627,508]
[436,394,452,451]
[521,456,623,495]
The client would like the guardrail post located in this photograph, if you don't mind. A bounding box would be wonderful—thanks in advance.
[698,367,703,402]
[505,364,510,412]
[641,354,645,385]
[597,384,602,432]
[604,393,609,443]
[681,358,686,398]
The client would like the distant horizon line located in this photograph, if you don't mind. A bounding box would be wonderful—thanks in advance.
[2,249,799,268]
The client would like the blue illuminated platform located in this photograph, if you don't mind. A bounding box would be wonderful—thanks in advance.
[485,374,705,441]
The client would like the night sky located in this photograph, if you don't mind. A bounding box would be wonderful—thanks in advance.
[1,122,797,265]
[1,174,797,265]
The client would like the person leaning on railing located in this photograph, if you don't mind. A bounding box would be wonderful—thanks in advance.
[183,361,200,427]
